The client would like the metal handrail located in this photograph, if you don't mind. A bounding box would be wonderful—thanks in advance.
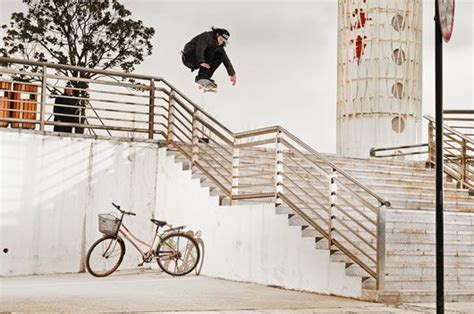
[0,57,390,290]
[370,143,429,158]
[233,126,388,287]
[0,57,234,140]
[1,57,163,81]
[367,114,473,190]
[424,114,474,190]
[160,78,234,138]
[444,109,474,136]
[424,114,474,145]
[278,127,391,207]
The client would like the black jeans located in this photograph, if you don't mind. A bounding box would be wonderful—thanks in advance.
[182,48,224,81]
[53,105,85,134]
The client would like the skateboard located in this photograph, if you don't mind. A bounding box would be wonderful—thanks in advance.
[196,79,217,93]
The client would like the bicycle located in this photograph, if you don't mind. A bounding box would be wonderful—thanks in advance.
[85,202,200,277]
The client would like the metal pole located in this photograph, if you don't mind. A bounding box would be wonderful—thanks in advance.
[231,139,240,203]
[167,91,175,146]
[39,65,47,131]
[460,139,467,188]
[434,1,444,312]
[428,121,435,166]
[376,204,386,291]
[274,130,283,206]
[192,108,199,168]
[148,79,155,140]
[329,169,336,250]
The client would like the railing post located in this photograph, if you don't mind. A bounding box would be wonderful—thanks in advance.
[428,121,435,165]
[329,169,337,249]
[460,138,467,188]
[148,78,155,140]
[167,90,175,146]
[39,65,47,131]
[275,130,283,205]
[232,138,240,203]
[376,205,386,291]
[192,108,199,168]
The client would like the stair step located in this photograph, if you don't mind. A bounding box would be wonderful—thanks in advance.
[386,209,474,223]
[386,222,474,232]
[369,289,474,303]
[345,264,373,277]
[313,237,330,250]
[383,279,474,290]
[385,266,474,276]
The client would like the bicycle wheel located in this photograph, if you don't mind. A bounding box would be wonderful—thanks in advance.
[86,235,125,277]
[157,233,200,276]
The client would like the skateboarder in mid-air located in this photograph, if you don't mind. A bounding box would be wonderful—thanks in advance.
[181,27,237,92]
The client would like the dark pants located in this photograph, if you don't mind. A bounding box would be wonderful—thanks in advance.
[53,123,73,133]
[53,106,85,134]
[182,49,224,81]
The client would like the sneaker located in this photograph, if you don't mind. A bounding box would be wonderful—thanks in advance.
[195,78,217,88]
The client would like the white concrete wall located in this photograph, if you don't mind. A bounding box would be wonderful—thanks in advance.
[156,149,361,298]
[0,130,361,298]
[0,130,159,276]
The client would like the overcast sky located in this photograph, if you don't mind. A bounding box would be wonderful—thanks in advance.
[1,0,473,153]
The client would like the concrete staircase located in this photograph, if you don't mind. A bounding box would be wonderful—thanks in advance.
[169,144,474,303]
[161,148,363,298]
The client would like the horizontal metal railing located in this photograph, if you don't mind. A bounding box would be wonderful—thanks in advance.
[0,57,390,289]
[369,112,473,191]
[233,126,388,287]
[0,57,172,139]
[425,114,474,190]
[370,143,429,158]
[443,110,474,140]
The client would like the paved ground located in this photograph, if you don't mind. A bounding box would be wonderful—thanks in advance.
[1,270,473,313]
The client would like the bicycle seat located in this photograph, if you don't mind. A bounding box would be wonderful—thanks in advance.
[150,219,167,227]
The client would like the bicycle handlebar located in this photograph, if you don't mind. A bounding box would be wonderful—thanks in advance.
[112,202,136,216]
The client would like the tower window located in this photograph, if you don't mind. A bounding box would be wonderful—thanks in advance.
[392,117,406,133]
[392,48,407,65]
[391,82,405,99]
[391,14,406,31]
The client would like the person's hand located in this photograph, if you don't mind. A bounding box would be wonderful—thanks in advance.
[200,63,210,69]
[230,74,237,86]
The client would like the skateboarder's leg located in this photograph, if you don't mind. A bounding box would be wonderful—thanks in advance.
[182,51,199,71]
[195,50,224,82]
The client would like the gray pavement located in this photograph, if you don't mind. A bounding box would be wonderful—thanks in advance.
[0,269,473,313]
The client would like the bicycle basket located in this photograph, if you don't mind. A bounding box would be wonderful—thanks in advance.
[98,214,120,235]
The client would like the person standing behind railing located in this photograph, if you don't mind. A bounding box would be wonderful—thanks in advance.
[53,82,81,133]
[181,27,237,90]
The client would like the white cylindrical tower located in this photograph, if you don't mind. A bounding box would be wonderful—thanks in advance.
[336,0,422,158]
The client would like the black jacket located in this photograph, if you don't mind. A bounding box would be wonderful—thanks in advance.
[183,31,235,76]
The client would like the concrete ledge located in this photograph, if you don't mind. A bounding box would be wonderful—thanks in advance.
[0,126,167,146]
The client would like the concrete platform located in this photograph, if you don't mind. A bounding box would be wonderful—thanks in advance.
[1,270,473,313]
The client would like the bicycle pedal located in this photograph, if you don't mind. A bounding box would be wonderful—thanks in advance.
[137,262,144,267]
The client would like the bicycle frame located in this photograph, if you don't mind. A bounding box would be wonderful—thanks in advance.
[112,213,179,262]
[118,222,159,260]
